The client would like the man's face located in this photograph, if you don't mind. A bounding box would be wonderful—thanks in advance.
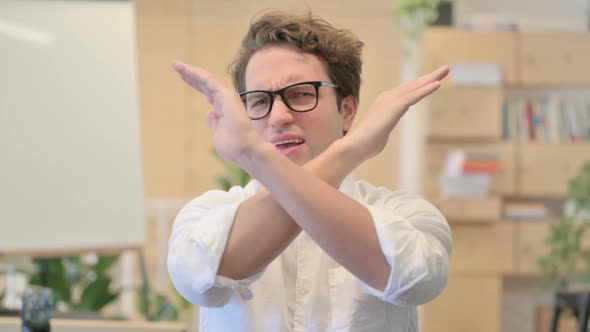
[244,45,357,165]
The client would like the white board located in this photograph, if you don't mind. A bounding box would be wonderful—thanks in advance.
[0,0,145,254]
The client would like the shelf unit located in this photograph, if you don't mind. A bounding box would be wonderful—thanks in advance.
[418,27,590,332]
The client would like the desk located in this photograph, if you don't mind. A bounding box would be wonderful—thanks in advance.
[0,317,187,332]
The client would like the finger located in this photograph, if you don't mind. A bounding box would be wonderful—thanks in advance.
[414,65,450,90]
[172,61,226,104]
[404,80,442,107]
[392,65,449,96]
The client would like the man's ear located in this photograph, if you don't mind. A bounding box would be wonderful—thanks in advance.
[340,95,358,132]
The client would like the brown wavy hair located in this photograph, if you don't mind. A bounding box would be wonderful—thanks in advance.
[229,12,364,108]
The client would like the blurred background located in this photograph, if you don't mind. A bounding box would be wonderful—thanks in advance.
[1,0,590,331]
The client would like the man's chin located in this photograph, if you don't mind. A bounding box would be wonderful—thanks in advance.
[285,154,305,165]
[287,152,312,166]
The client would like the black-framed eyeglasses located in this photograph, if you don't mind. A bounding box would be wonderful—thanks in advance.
[239,81,339,120]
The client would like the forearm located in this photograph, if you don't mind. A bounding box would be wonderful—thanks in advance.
[241,140,390,290]
[218,139,363,279]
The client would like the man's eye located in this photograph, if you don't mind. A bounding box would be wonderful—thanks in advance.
[252,99,268,107]
[289,92,314,98]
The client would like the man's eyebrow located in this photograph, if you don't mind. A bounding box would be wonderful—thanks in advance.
[246,76,307,92]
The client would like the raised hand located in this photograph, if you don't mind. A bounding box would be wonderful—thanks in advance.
[346,65,450,160]
[172,61,265,165]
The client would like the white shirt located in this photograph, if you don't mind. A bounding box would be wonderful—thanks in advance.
[168,175,452,332]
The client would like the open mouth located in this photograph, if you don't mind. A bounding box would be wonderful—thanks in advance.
[273,138,305,150]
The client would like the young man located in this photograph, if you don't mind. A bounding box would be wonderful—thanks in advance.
[168,12,451,332]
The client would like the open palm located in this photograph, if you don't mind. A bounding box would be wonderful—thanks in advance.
[349,66,450,160]
[173,61,264,164]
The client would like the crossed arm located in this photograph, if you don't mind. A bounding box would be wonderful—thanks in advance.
[172,62,449,292]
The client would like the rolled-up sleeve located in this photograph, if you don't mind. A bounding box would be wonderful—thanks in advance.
[167,184,263,308]
[355,184,452,306]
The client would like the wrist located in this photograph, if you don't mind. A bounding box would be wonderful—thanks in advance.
[331,137,366,170]
[235,141,276,179]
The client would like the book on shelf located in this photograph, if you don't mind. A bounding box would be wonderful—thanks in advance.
[449,63,502,86]
[440,174,492,198]
[462,160,502,173]
[503,95,590,142]
[440,149,501,198]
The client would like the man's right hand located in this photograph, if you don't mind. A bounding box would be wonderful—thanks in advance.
[345,65,450,162]
[172,61,269,168]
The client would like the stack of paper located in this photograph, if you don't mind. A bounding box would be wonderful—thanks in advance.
[439,149,501,198]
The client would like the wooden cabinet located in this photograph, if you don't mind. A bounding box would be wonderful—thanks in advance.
[430,197,502,223]
[516,143,590,197]
[421,275,502,332]
[427,87,504,140]
[421,28,519,85]
[450,223,515,275]
[520,32,590,86]
[420,27,590,332]
[514,221,551,276]
[422,28,590,86]
[515,219,590,276]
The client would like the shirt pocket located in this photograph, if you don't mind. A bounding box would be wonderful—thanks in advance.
[328,266,392,332]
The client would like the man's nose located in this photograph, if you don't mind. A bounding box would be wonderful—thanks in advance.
[267,96,294,128]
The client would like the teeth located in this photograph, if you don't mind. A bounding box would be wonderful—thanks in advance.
[274,139,304,146]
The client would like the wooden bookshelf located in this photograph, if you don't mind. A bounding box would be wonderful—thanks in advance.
[419,27,590,332]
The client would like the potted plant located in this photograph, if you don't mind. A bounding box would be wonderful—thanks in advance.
[213,149,251,191]
[538,162,590,291]
[28,254,121,316]
[395,0,453,27]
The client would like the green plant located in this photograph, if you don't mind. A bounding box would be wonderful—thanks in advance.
[136,287,191,322]
[538,162,590,290]
[213,148,251,190]
[135,251,192,322]
[394,0,451,25]
[394,0,453,59]
[28,254,120,312]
